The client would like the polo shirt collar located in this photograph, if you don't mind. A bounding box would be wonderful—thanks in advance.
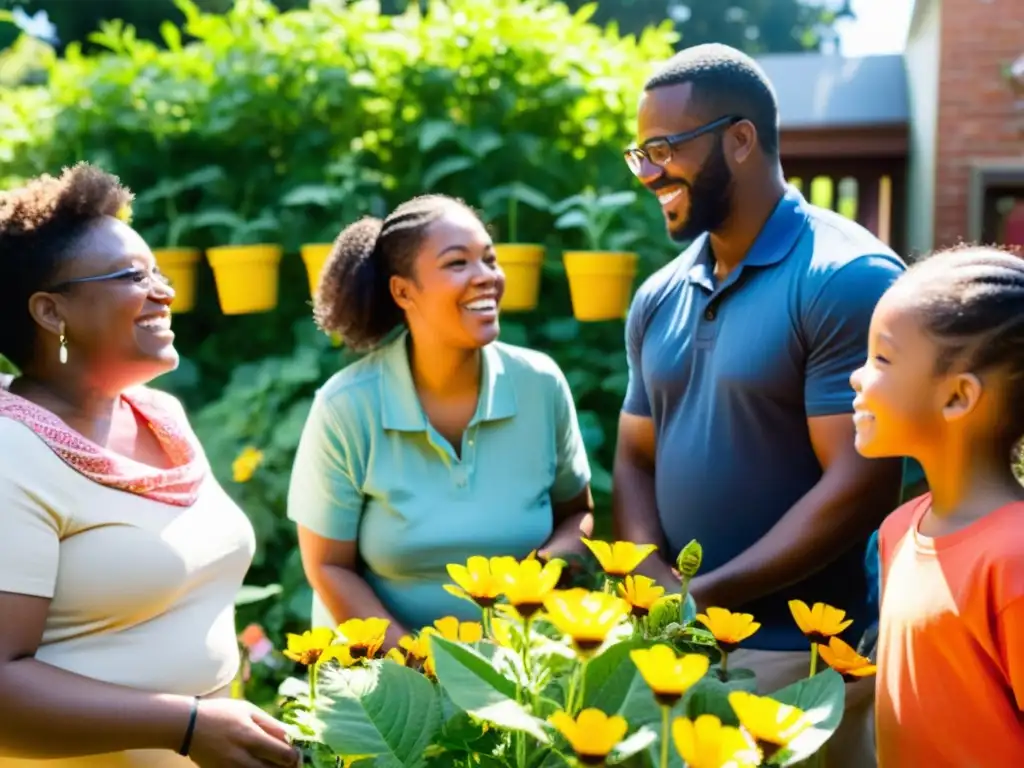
[380,332,517,432]
[687,184,810,289]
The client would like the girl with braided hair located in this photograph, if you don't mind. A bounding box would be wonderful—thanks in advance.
[850,245,1024,766]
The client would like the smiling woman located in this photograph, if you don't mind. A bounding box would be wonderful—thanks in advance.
[0,164,298,767]
[289,194,595,646]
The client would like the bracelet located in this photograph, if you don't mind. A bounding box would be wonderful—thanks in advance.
[178,697,199,756]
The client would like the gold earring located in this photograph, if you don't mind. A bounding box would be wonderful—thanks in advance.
[58,322,68,365]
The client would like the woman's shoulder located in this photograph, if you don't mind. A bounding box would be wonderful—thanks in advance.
[489,341,565,384]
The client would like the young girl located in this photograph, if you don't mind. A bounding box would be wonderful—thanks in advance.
[850,245,1024,767]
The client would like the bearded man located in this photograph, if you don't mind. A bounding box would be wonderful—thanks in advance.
[613,43,905,768]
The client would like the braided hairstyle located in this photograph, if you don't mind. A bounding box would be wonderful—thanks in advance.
[899,245,1024,453]
[0,163,133,369]
[314,194,475,351]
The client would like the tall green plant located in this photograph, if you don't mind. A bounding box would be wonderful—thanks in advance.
[0,0,681,685]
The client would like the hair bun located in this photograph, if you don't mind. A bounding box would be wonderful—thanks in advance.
[334,216,385,267]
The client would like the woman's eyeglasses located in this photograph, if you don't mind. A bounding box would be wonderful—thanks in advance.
[624,115,742,177]
[45,266,173,294]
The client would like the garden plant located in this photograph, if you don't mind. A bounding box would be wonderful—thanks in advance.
[275,539,873,768]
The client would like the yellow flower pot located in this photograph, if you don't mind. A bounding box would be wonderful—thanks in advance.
[563,250,639,322]
[300,243,334,299]
[206,244,283,315]
[495,243,544,312]
[153,247,201,314]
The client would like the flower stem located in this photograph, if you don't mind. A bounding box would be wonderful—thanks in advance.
[720,650,729,680]
[659,705,671,768]
[577,659,589,714]
[809,644,819,678]
[482,607,493,641]
[309,664,318,706]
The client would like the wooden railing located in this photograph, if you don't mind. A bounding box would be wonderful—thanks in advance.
[784,159,905,256]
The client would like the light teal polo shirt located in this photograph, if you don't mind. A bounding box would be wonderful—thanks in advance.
[287,332,591,633]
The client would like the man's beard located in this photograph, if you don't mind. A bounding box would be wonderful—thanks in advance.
[667,138,734,243]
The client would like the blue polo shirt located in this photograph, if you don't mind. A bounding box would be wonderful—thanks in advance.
[288,332,591,633]
[623,186,905,650]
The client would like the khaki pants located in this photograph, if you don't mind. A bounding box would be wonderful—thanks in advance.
[730,648,876,768]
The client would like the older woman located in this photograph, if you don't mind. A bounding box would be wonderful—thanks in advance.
[0,164,298,768]
[288,194,594,646]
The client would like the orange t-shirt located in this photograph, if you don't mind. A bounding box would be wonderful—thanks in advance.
[877,494,1024,767]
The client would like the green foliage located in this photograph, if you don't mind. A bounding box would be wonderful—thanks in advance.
[0,0,681,697]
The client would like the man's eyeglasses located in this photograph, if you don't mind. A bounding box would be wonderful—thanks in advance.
[45,266,172,294]
[624,115,742,177]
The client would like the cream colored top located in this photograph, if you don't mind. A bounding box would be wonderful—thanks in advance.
[0,396,256,767]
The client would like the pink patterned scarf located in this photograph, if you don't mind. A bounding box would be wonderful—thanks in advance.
[0,383,207,507]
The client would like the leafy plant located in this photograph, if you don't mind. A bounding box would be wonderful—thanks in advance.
[278,540,856,768]
[482,182,553,243]
[552,189,642,252]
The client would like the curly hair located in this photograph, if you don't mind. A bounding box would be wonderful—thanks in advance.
[899,244,1024,451]
[314,194,475,351]
[0,163,134,368]
[644,43,780,157]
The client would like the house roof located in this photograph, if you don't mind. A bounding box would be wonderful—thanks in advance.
[755,52,909,129]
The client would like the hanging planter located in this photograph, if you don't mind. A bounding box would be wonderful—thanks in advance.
[494,244,545,310]
[552,188,642,322]
[563,250,639,321]
[207,243,283,315]
[197,209,282,315]
[481,183,553,312]
[300,243,333,299]
[153,248,201,314]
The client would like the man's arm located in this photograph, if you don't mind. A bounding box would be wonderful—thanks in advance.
[688,253,906,610]
[612,412,680,587]
[688,417,902,609]
[611,282,681,588]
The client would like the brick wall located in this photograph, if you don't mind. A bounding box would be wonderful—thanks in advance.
[933,0,1024,248]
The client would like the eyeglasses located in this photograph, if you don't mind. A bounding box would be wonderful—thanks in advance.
[624,115,743,177]
[45,266,173,294]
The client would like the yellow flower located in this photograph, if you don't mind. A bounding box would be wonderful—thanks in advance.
[319,644,356,667]
[543,588,630,654]
[618,574,665,617]
[114,202,133,223]
[432,616,485,643]
[384,648,406,665]
[282,627,335,666]
[817,637,877,682]
[335,617,389,660]
[489,615,517,648]
[399,633,432,661]
[728,691,812,755]
[788,600,853,644]
[444,555,517,608]
[672,715,762,768]
[499,557,563,618]
[422,618,485,678]
[582,538,657,577]
[549,708,627,764]
[630,644,710,705]
[232,446,264,483]
[696,607,761,653]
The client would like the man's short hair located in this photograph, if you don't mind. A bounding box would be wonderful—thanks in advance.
[644,43,780,157]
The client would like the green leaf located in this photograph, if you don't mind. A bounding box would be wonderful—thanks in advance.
[429,635,550,743]
[768,669,846,766]
[235,583,282,606]
[419,120,459,152]
[316,661,442,768]
[608,726,657,764]
[422,156,475,189]
[553,209,589,231]
[583,640,661,728]
[681,676,740,727]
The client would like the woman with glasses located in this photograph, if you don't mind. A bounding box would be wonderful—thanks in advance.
[287,194,594,647]
[0,164,298,768]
